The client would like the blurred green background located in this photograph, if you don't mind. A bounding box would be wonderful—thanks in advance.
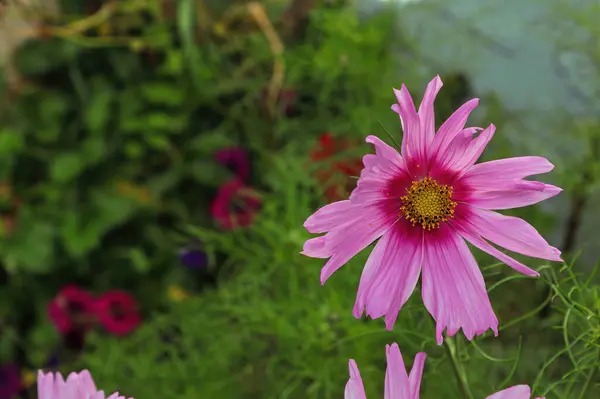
[0,0,598,398]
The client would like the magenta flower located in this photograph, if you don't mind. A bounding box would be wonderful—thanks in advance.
[93,290,141,336]
[211,179,261,230]
[46,285,95,335]
[0,363,21,399]
[345,343,543,399]
[302,76,562,344]
[37,370,133,399]
[345,343,426,399]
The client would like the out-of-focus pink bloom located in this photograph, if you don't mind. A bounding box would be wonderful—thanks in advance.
[211,179,261,230]
[486,385,544,399]
[37,370,133,399]
[47,285,95,335]
[0,363,21,399]
[345,343,426,399]
[215,147,250,183]
[93,290,141,336]
[302,75,562,344]
[345,345,543,399]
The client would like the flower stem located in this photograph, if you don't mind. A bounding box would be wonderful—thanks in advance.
[443,337,475,399]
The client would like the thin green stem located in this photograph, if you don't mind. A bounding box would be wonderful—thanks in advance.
[577,349,600,399]
[444,337,475,399]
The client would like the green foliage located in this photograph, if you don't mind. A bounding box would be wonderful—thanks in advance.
[1,1,599,398]
[76,153,599,399]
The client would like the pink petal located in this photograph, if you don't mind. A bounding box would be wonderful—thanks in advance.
[351,138,409,206]
[365,135,404,167]
[464,180,562,210]
[391,85,425,163]
[452,123,496,174]
[421,226,498,344]
[418,75,443,143]
[408,352,426,399]
[463,207,562,262]
[318,210,391,284]
[321,223,387,284]
[462,156,555,188]
[384,343,411,399]
[301,236,329,258]
[345,360,368,399]
[353,221,423,330]
[452,214,539,277]
[350,177,395,206]
[304,200,357,234]
[429,98,480,159]
[432,127,481,174]
[485,385,531,399]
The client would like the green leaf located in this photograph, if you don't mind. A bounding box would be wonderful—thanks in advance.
[188,160,233,186]
[14,38,79,76]
[60,211,98,257]
[0,326,18,360]
[129,247,151,273]
[124,141,144,159]
[49,153,84,183]
[82,137,108,163]
[146,134,171,150]
[0,129,24,155]
[189,131,236,154]
[1,208,54,272]
[85,88,114,132]
[25,322,60,367]
[61,191,138,257]
[147,113,186,131]
[160,50,184,75]
[140,83,185,106]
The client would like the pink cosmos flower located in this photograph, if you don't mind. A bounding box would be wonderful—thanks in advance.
[345,343,543,399]
[37,370,133,399]
[302,76,562,344]
[345,343,426,399]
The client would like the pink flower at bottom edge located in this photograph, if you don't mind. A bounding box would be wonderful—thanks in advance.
[37,370,133,399]
[345,343,426,399]
[345,345,543,399]
[211,179,261,230]
[302,75,562,344]
[486,385,544,399]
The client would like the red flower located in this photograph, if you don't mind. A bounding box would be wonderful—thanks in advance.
[310,133,363,202]
[211,179,261,230]
[93,290,141,336]
[215,147,250,183]
[46,285,95,335]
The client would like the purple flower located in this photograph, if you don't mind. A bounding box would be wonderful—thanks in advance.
[0,363,21,399]
[179,243,208,269]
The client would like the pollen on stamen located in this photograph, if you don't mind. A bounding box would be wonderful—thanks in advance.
[399,176,457,230]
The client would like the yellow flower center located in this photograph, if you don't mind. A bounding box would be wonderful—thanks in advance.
[400,177,457,230]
